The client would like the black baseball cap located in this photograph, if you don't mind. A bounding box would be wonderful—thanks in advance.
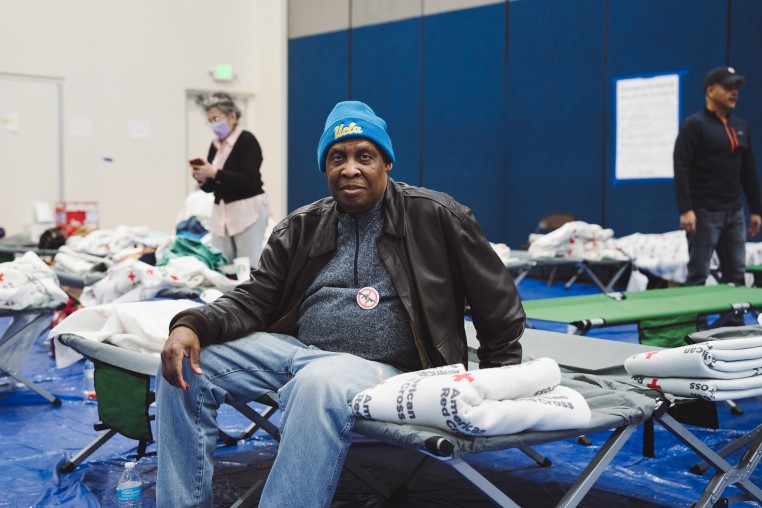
[704,66,745,88]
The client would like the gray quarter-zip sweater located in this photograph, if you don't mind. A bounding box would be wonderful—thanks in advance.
[296,198,420,371]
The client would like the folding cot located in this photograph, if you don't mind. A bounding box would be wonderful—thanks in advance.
[0,307,61,405]
[536,256,631,293]
[523,284,762,336]
[351,327,762,507]
[54,333,279,475]
[511,249,632,293]
[502,252,535,286]
[0,238,105,298]
[684,325,762,473]
[53,325,762,507]
[55,331,391,507]
[0,236,60,260]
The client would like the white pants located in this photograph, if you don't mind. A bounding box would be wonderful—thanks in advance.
[212,200,270,269]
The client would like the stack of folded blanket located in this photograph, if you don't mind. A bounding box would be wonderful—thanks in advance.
[53,247,112,278]
[79,256,231,305]
[527,221,626,261]
[624,337,762,401]
[0,251,69,310]
[63,226,169,261]
[351,357,591,436]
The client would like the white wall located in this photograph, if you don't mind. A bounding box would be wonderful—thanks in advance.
[0,0,287,236]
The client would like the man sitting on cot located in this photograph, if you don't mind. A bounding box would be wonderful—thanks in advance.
[155,100,526,507]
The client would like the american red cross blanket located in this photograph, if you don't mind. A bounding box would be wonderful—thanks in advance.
[351,358,591,436]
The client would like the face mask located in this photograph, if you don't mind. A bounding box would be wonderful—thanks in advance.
[211,119,232,140]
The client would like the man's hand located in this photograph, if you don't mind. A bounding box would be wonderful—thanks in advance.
[161,326,203,391]
[679,210,696,234]
[749,214,762,237]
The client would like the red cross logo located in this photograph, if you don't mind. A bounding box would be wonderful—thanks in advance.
[356,287,379,310]
[127,272,136,281]
[453,373,475,383]
[0,273,4,282]
[646,378,662,389]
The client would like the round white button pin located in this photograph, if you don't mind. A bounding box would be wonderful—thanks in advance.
[356,287,379,310]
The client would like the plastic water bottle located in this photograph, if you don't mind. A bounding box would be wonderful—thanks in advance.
[116,461,143,507]
[83,360,96,404]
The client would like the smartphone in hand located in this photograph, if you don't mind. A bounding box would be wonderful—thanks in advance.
[189,157,205,166]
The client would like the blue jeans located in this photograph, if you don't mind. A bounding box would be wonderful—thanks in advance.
[686,207,746,287]
[155,332,401,507]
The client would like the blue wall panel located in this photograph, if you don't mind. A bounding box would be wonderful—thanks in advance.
[422,4,507,241]
[605,0,727,236]
[288,32,350,212]
[730,0,762,222]
[288,0,762,246]
[351,18,422,187]
[503,0,606,247]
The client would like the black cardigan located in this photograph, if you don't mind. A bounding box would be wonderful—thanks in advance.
[200,130,264,204]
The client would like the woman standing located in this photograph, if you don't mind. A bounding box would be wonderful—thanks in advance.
[190,93,270,269]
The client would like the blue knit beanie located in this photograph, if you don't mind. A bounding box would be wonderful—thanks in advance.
[317,101,395,173]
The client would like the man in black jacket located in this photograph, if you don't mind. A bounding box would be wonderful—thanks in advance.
[156,101,525,507]
[674,67,762,294]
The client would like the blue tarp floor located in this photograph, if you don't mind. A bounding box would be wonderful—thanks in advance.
[1,277,761,507]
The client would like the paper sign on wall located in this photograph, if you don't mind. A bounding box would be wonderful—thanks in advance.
[0,112,20,133]
[70,117,93,137]
[615,73,680,180]
[129,120,151,139]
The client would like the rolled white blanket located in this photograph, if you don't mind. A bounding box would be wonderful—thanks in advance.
[625,340,762,380]
[351,358,591,436]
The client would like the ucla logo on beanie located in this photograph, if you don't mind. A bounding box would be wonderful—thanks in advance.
[334,122,363,139]
[317,101,395,173]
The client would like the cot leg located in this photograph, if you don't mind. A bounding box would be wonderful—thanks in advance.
[556,423,638,508]
[547,266,559,287]
[342,457,394,499]
[601,262,632,293]
[519,446,552,467]
[447,457,522,508]
[1,370,61,405]
[217,429,240,446]
[233,405,279,442]
[59,428,119,473]
[230,479,265,508]
[512,268,529,286]
[658,416,762,507]
[576,263,607,293]
[690,426,761,474]
[564,264,586,290]
[231,403,281,442]
[692,425,762,507]
[724,400,743,416]
[385,455,434,502]
[643,419,655,458]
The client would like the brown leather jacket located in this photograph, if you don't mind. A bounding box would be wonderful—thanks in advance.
[171,179,525,369]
